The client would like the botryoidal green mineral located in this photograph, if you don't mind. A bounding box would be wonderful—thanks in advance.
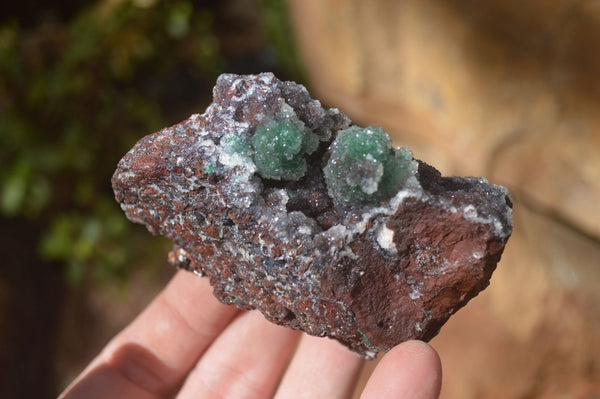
[251,118,319,180]
[324,126,413,204]
[222,109,413,204]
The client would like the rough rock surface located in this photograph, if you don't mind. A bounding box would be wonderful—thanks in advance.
[112,73,512,357]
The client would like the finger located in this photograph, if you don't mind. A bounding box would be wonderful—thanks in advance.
[274,334,364,399]
[177,310,300,399]
[360,340,442,399]
[60,270,239,398]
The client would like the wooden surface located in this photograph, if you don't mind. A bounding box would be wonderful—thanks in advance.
[290,1,600,397]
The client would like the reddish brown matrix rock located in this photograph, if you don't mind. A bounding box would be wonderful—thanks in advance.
[112,73,512,358]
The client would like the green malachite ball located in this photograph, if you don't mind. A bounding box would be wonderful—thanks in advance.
[324,126,413,204]
[219,111,411,205]
[251,119,318,181]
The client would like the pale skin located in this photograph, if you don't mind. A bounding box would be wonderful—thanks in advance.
[60,270,442,398]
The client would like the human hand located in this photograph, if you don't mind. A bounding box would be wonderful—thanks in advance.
[60,270,442,398]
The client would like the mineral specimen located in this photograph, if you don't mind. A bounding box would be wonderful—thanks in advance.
[324,126,414,204]
[112,73,513,358]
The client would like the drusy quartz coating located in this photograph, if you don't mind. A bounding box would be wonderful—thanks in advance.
[112,73,513,358]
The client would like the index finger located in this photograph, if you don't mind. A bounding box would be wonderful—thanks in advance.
[60,270,239,398]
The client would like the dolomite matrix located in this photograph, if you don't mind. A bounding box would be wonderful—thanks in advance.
[112,73,513,358]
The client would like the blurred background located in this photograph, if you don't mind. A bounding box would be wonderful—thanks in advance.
[0,0,598,398]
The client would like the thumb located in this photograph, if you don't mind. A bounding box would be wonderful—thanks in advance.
[361,340,442,399]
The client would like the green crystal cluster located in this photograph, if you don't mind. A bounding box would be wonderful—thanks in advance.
[252,119,319,180]
[222,108,319,181]
[221,110,412,205]
[324,126,413,204]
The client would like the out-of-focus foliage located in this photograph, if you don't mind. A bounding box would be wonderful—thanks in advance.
[258,0,305,82]
[0,0,304,287]
[0,0,222,285]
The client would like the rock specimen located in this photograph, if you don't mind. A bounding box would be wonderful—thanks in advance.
[112,73,513,358]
